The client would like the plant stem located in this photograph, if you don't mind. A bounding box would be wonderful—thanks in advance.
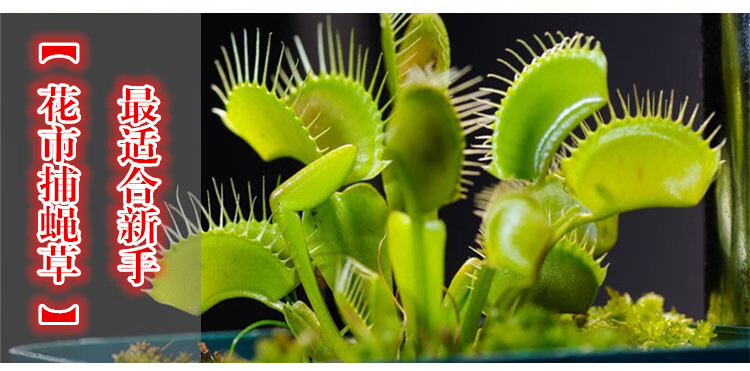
[457,263,495,349]
[400,212,428,355]
[273,207,349,357]
[228,319,288,359]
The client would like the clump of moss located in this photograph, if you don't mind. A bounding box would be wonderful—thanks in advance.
[253,329,311,362]
[112,341,193,363]
[476,287,716,355]
[585,287,716,349]
[477,304,625,353]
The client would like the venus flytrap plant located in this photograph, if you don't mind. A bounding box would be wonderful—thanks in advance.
[208,21,398,358]
[212,30,321,164]
[382,66,488,213]
[486,231,608,315]
[332,258,403,360]
[456,183,554,349]
[454,29,723,351]
[480,31,608,182]
[386,211,447,356]
[147,181,296,316]
[269,145,359,359]
[378,14,492,355]
[560,90,724,219]
[141,14,724,362]
[283,19,391,183]
[531,175,618,256]
[382,66,492,354]
[524,232,608,313]
[212,23,390,184]
[442,257,481,332]
[279,301,334,360]
[461,90,722,346]
[302,182,391,288]
[155,18,395,361]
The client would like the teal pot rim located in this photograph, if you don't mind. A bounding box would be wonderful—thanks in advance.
[9,325,750,363]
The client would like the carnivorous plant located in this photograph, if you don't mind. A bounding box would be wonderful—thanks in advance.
[142,14,724,362]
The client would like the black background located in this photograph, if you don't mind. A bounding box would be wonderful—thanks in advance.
[201,13,708,332]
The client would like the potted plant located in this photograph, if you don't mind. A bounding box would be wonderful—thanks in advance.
[10,13,750,363]
[143,13,746,362]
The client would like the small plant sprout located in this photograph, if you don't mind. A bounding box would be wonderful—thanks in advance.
[145,14,723,362]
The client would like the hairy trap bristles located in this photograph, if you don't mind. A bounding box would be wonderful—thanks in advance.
[163,179,294,270]
[486,31,596,90]
[158,185,202,253]
[472,180,529,220]
[560,87,726,162]
[158,178,289,258]
[386,13,421,77]
[456,257,482,294]
[562,228,598,258]
[467,245,485,261]
[387,13,451,81]
[554,231,610,283]
[335,258,378,328]
[479,32,593,117]
[469,229,488,270]
[212,28,290,104]
[472,32,601,167]
[280,16,390,105]
[403,65,496,199]
[404,65,495,133]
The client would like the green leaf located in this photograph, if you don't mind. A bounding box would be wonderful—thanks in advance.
[271,144,357,211]
[531,176,618,255]
[288,76,389,183]
[387,211,446,350]
[484,265,527,314]
[197,223,296,314]
[149,189,296,315]
[284,21,390,183]
[561,92,723,218]
[526,236,607,313]
[148,232,202,315]
[480,187,554,279]
[331,258,402,359]
[484,32,608,181]
[380,13,400,96]
[442,257,481,327]
[383,71,464,214]
[211,30,321,164]
[282,301,336,360]
[272,209,348,357]
[381,13,451,95]
[484,225,606,315]
[302,183,390,287]
[399,14,450,80]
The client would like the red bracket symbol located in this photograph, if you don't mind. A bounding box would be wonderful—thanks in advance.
[38,42,80,65]
[38,303,80,325]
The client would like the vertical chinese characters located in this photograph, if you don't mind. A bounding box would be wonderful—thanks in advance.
[115,85,163,288]
[35,73,83,325]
